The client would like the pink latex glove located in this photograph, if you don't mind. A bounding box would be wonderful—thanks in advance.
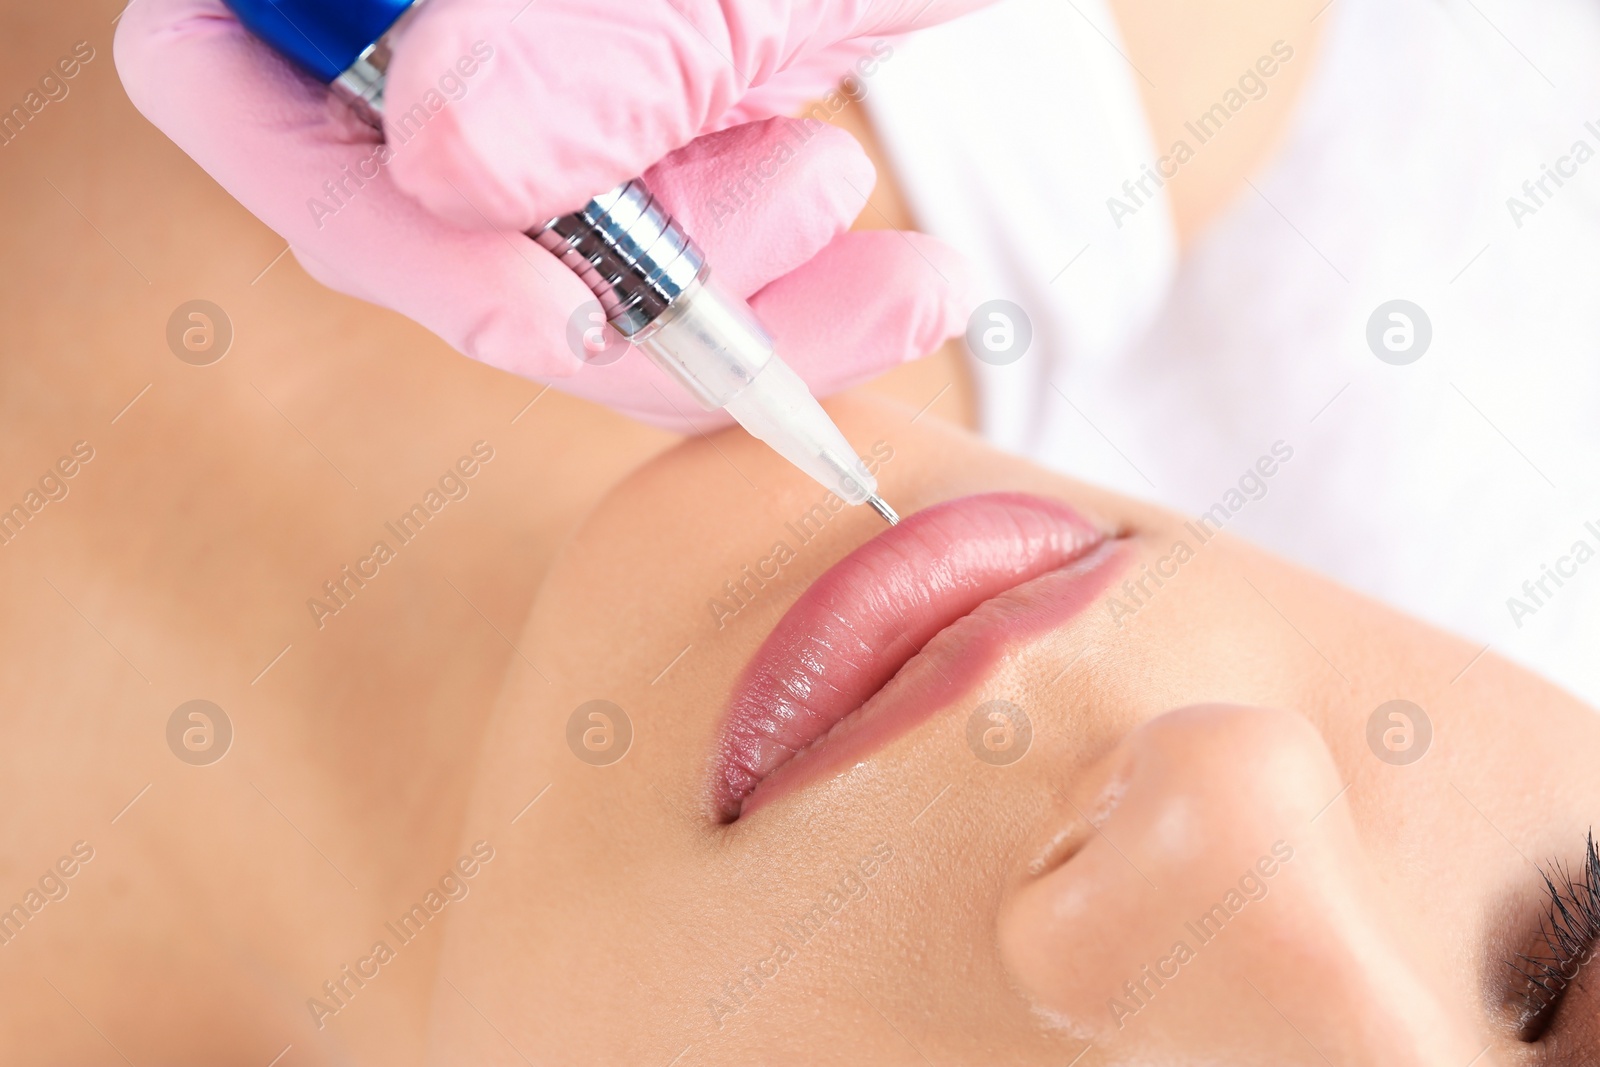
[113,0,980,429]
[378,0,999,227]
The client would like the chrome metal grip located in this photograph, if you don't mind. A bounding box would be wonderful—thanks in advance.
[335,17,715,355]
[532,180,707,340]
[330,1,425,124]
[334,16,704,343]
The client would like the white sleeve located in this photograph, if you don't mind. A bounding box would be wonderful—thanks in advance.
[862,0,1178,462]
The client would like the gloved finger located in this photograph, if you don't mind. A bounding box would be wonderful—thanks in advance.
[114,0,593,383]
[856,0,998,37]
[545,230,973,432]
[643,117,875,298]
[750,229,973,396]
[521,344,722,434]
[385,0,995,228]
[724,41,883,129]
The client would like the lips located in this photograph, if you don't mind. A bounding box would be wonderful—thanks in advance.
[708,492,1127,822]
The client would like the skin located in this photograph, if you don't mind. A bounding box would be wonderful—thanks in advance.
[2,1,1595,1065]
[1,4,670,1062]
[428,402,1600,1065]
[1102,0,1326,248]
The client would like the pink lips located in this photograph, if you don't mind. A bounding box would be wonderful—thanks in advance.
[709,492,1126,822]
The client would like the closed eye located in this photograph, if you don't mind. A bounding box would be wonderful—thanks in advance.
[1505,829,1600,1042]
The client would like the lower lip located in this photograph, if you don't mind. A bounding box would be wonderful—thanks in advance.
[710,493,1128,822]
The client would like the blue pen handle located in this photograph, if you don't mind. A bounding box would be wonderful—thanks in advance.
[227,0,414,83]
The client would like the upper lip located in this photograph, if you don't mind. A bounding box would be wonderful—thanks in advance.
[707,492,1126,822]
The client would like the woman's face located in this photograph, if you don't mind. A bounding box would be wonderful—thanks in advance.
[430,393,1600,1064]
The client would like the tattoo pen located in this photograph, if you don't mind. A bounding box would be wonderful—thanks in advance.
[222,0,900,526]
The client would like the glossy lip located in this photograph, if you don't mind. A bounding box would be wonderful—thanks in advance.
[708,492,1128,822]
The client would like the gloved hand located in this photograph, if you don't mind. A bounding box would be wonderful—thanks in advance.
[113,0,983,429]
[375,0,997,227]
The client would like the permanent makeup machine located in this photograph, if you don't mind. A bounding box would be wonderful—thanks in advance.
[224,0,901,525]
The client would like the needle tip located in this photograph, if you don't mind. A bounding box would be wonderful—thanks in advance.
[866,494,900,526]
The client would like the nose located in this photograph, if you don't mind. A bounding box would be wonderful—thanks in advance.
[997,704,1491,1064]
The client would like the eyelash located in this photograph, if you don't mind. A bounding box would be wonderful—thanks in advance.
[1508,829,1600,1040]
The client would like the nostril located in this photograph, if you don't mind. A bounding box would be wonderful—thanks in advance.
[999,706,1337,1032]
[998,704,1484,1060]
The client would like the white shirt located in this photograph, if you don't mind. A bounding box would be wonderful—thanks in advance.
[866,0,1600,706]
